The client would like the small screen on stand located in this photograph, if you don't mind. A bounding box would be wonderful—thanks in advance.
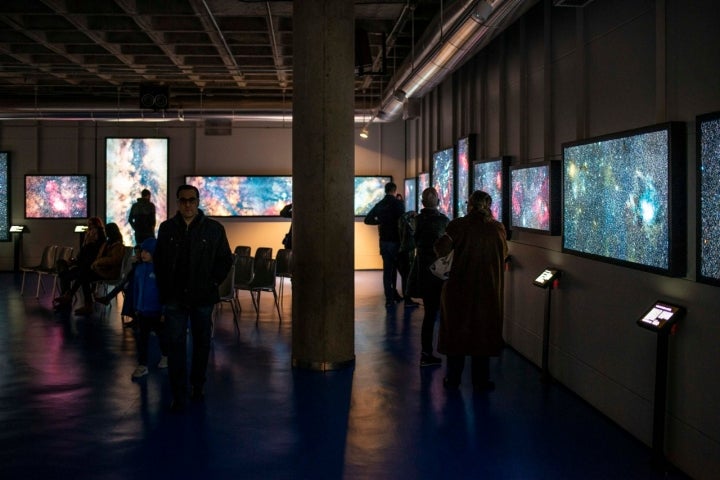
[533,269,559,288]
[74,225,88,233]
[637,302,683,332]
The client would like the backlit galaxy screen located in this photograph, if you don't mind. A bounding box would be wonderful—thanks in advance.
[563,128,672,271]
[456,138,471,217]
[432,147,454,218]
[404,178,417,213]
[473,159,504,223]
[184,175,292,216]
[698,113,720,283]
[25,175,88,219]
[511,164,551,232]
[106,138,168,245]
[0,152,8,241]
[418,172,430,197]
[355,176,392,216]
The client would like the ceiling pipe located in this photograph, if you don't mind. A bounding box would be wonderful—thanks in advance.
[377,0,530,122]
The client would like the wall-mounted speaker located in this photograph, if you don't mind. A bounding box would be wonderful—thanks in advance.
[139,84,169,110]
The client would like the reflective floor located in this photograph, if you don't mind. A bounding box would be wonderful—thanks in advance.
[0,271,688,479]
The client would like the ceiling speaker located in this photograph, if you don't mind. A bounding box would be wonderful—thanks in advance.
[139,84,169,110]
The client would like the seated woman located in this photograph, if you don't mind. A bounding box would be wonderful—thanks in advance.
[54,217,106,309]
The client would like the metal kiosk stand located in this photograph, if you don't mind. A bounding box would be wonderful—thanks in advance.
[533,268,561,382]
[10,225,28,272]
[636,300,684,469]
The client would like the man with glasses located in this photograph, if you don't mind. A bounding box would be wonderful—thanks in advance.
[154,184,233,413]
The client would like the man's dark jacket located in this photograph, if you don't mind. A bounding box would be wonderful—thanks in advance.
[154,209,232,307]
[364,194,405,242]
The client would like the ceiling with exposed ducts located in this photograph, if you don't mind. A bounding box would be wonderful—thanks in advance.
[0,0,540,122]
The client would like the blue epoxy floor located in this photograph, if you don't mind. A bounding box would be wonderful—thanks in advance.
[0,271,688,479]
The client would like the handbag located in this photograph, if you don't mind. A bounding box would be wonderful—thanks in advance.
[430,250,454,280]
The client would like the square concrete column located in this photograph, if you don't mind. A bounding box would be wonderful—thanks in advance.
[291,0,355,370]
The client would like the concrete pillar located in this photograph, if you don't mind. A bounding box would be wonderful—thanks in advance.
[291,0,355,370]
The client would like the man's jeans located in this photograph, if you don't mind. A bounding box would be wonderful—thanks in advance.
[379,241,400,302]
[164,303,214,398]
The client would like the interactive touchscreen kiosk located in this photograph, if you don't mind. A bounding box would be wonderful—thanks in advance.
[533,268,561,381]
[637,300,684,468]
[10,225,27,233]
[637,301,683,333]
[74,225,88,233]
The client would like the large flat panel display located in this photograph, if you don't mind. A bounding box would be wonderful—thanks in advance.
[697,112,720,285]
[473,156,510,227]
[25,175,89,219]
[185,175,292,216]
[563,122,685,275]
[404,177,417,213]
[0,152,8,241]
[510,162,560,235]
[355,176,392,216]
[106,138,168,245]
[418,172,430,196]
[432,147,454,218]
[456,136,474,217]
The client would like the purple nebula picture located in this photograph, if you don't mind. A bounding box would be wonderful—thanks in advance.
[456,137,471,217]
[511,164,551,232]
[25,175,88,219]
[432,147,454,218]
[418,172,430,197]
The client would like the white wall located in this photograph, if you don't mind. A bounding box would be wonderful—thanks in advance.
[0,120,405,271]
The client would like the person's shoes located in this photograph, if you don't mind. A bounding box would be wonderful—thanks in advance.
[157,356,168,368]
[420,353,442,367]
[473,381,496,392]
[169,399,186,413]
[132,365,148,378]
[95,295,110,305]
[190,386,205,402]
[74,305,94,316]
[404,298,420,308]
[443,377,460,390]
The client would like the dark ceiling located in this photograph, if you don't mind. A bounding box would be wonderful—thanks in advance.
[0,0,541,121]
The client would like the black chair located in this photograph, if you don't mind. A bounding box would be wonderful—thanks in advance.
[254,247,273,261]
[275,248,293,306]
[20,244,58,297]
[248,257,281,323]
[234,245,251,257]
[50,246,74,297]
[233,254,255,311]
[213,258,240,337]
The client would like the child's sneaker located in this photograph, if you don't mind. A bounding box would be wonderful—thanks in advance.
[132,365,149,378]
[157,356,168,369]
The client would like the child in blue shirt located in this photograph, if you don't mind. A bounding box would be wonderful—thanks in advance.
[131,237,168,378]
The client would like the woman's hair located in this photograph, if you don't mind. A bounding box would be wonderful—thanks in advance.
[88,216,104,230]
[105,222,123,243]
[421,187,439,208]
[468,190,493,218]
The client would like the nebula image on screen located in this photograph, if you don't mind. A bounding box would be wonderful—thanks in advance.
[0,152,8,241]
[355,176,392,216]
[563,128,674,271]
[432,147,454,218]
[106,138,168,245]
[185,176,292,216]
[25,175,88,219]
[404,178,417,213]
[698,113,720,283]
[473,159,504,223]
[511,165,551,232]
[456,138,471,217]
[418,172,430,197]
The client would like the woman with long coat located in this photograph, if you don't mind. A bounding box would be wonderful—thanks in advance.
[434,190,508,391]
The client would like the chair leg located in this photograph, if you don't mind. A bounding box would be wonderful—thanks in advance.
[20,271,27,296]
[35,273,44,298]
[273,289,282,322]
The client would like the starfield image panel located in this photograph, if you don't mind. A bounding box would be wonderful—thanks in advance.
[432,147,454,218]
[25,175,88,219]
[106,138,168,245]
[510,162,560,235]
[562,122,685,276]
[355,176,392,216]
[697,112,720,285]
[404,177,417,213]
[456,136,474,217]
[0,152,9,241]
[473,157,510,227]
[184,176,293,217]
[418,172,430,197]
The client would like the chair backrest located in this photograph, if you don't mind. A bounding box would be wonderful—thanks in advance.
[218,262,236,300]
[234,245,251,257]
[55,246,74,264]
[234,255,255,287]
[120,246,136,278]
[250,257,276,289]
[39,245,59,270]
[275,248,292,277]
[254,247,273,261]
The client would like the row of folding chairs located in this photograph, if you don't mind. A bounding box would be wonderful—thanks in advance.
[20,244,74,298]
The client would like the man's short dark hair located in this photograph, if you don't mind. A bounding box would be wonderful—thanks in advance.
[385,182,397,194]
[177,184,199,199]
[141,189,151,197]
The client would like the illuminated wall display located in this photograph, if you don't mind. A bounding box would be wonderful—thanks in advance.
[510,161,560,235]
[473,156,510,228]
[25,175,89,219]
[456,135,474,217]
[697,111,720,286]
[404,177,417,213]
[185,175,292,217]
[0,152,8,241]
[432,147,455,218]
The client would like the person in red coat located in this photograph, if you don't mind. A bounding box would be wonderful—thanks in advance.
[434,190,508,391]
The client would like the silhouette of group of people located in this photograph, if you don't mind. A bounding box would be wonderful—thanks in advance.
[366,183,507,390]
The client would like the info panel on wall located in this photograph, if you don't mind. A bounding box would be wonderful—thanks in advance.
[697,111,720,286]
[562,122,686,276]
[106,138,168,246]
